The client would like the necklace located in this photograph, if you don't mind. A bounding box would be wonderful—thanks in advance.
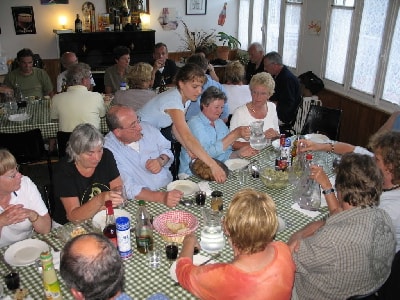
[249,103,267,114]
[383,184,400,192]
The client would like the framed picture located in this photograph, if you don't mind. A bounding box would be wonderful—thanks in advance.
[40,0,69,4]
[186,0,207,15]
[11,6,36,35]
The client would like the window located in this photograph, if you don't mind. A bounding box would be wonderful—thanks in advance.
[325,0,400,106]
[238,0,303,69]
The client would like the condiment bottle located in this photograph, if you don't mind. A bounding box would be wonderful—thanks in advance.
[116,216,132,260]
[40,251,63,300]
[103,200,117,247]
[135,200,154,254]
[210,191,223,212]
[120,82,127,91]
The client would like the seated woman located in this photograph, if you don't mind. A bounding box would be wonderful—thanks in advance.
[179,86,258,178]
[104,46,132,94]
[176,188,295,299]
[52,123,124,226]
[222,60,252,115]
[138,63,227,183]
[0,149,51,247]
[230,72,280,150]
[113,62,156,111]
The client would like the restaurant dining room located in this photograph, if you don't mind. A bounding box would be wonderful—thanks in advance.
[0,0,399,299]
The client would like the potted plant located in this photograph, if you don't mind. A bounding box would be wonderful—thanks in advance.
[178,20,217,54]
[215,32,241,60]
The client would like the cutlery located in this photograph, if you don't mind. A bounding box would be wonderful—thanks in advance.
[199,253,221,266]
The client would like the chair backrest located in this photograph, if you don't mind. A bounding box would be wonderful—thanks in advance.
[56,131,72,159]
[301,105,342,141]
[0,129,46,164]
[293,97,322,134]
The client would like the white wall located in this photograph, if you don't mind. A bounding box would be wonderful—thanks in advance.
[0,0,238,60]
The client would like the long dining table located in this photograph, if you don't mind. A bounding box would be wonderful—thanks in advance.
[0,146,335,299]
[0,99,109,139]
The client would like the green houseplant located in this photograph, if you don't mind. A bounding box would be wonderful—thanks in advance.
[215,32,241,60]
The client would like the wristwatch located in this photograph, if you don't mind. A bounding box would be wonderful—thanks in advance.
[322,188,335,195]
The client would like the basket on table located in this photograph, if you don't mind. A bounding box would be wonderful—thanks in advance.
[153,210,198,244]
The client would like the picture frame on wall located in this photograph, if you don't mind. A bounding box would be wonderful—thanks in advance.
[11,6,36,35]
[186,0,207,15]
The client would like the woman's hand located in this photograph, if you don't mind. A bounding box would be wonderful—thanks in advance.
[211,163,227,183]
[297,139,323,152]
[0,204,27,226]
[238,145,259,158]
[106,190,125,208]
[236,126,251,141]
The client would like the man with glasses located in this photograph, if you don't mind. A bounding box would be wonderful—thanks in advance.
[51,62,105,132]
[4,48,54,98]
[104,105,182,208]
[264,51,302,133]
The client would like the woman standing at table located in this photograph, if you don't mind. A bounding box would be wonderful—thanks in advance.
[52,123,124,226]
[138,63,227,183]
[104,46,132,94]
[0,149,51,247]
[176,189,295,299]
[229,72,280,150]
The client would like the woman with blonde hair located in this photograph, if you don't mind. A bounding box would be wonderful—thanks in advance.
[0,149,51,247]
[176,188,295,299]
[113,62,156,111]
[230,72,280,149]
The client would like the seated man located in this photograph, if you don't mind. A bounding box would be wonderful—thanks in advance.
[60,233,131,300]
[245,42,265,84]
[185,54,229,122]
[264,51,302,130]
[4,48,54,98]
[57,51,95,93]
[151,42,177,89]
[50,62,106,132]
[104,105,182,208]
[289,153,396,299]
[179,86,257,177]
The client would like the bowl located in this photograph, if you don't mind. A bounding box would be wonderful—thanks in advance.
[260,167,289,189]
[153,210,198,244]
[56,224,88,242]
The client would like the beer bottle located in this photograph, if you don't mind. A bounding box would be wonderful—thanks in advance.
[135,200,153,254]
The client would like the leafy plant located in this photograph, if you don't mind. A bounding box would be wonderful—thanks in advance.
[216,32,241,49]
[178,20,217,53]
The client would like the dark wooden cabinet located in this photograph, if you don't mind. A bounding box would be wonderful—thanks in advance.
[56,30,155,92]
[57,30,155,69]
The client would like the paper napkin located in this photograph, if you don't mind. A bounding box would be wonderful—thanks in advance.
[197,181,212,196]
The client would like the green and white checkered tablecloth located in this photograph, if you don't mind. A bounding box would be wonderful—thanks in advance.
[0,147,334,299]
[0,100,109,139]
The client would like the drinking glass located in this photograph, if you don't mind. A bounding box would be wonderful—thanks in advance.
[4,272,20,291]
[195,191,206,206]
[147,248,162,268]
[165,242,179,261]
[238,168,248,185]
[112,185,128,208]
[248,160,260,178]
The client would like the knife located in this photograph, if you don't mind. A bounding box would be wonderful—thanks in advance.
[198,253,220,266]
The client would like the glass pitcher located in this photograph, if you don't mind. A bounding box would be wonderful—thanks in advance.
[249,120,267,150]
[200,208,225,253]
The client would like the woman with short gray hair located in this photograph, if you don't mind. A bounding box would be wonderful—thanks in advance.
[52,123,124,226]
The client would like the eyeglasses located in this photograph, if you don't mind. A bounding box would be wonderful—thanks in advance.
[251,90,269,97]
[119,117,141,130]
[1,165,20,179]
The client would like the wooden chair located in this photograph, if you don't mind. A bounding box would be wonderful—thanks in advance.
[0,129,53,182]
[56,131,72,159]
[293,97,322,134]
[301,105,342,141]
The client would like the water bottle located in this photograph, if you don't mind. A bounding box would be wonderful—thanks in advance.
[297,154,321,210]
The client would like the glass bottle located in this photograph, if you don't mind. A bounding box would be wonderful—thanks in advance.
[40,251,63,300]
[103,200,117,247]
[14,83,23,102]
[113,10,121,32]
[135,200,153,254]
[297,154,321,210]
[121,0,131,29]
[75,14,82,33]
[158,76,167,93]
[83,12,91,32]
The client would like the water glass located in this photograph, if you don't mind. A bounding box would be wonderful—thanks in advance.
[165,242,179,261]
[147,248,162,268]
[4,272,20,291]
[195,191,206,206]
[112,185,128,208]
[238,168,248,185]
[248,160,260,178]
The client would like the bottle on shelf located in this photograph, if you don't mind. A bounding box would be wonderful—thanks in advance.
[75,14,82,33]
[121,0,131,29]
[135,200,154,254]
[103,200,117,247]
[83,12,91,32]
[90,11,96,32]
[136,14,142,30]
[113,9,121,32]
[40,251,63,300]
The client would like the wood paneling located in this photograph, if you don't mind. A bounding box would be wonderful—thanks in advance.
[318,89,390,147]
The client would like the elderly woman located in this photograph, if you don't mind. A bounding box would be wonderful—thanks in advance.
[138,63,227,183]
[230,72,280,150]
[222,60,252,115]
[104,46,132,94]
[298,131,400,252]
[179,86,256,177]
[113,62,156,111]
[0,149,51,247]
[52,124,124,226]
[176,188,295,299]
[289,153,395,299]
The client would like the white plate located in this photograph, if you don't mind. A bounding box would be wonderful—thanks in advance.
[224,159,250,171]
[8,113,30,122]
[167,180,199,197]
[304,133,330,143]
[4,239,49,267]
[92,209,131,230]
[170,255,215,282]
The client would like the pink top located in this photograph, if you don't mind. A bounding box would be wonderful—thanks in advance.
[176,241,295,300]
